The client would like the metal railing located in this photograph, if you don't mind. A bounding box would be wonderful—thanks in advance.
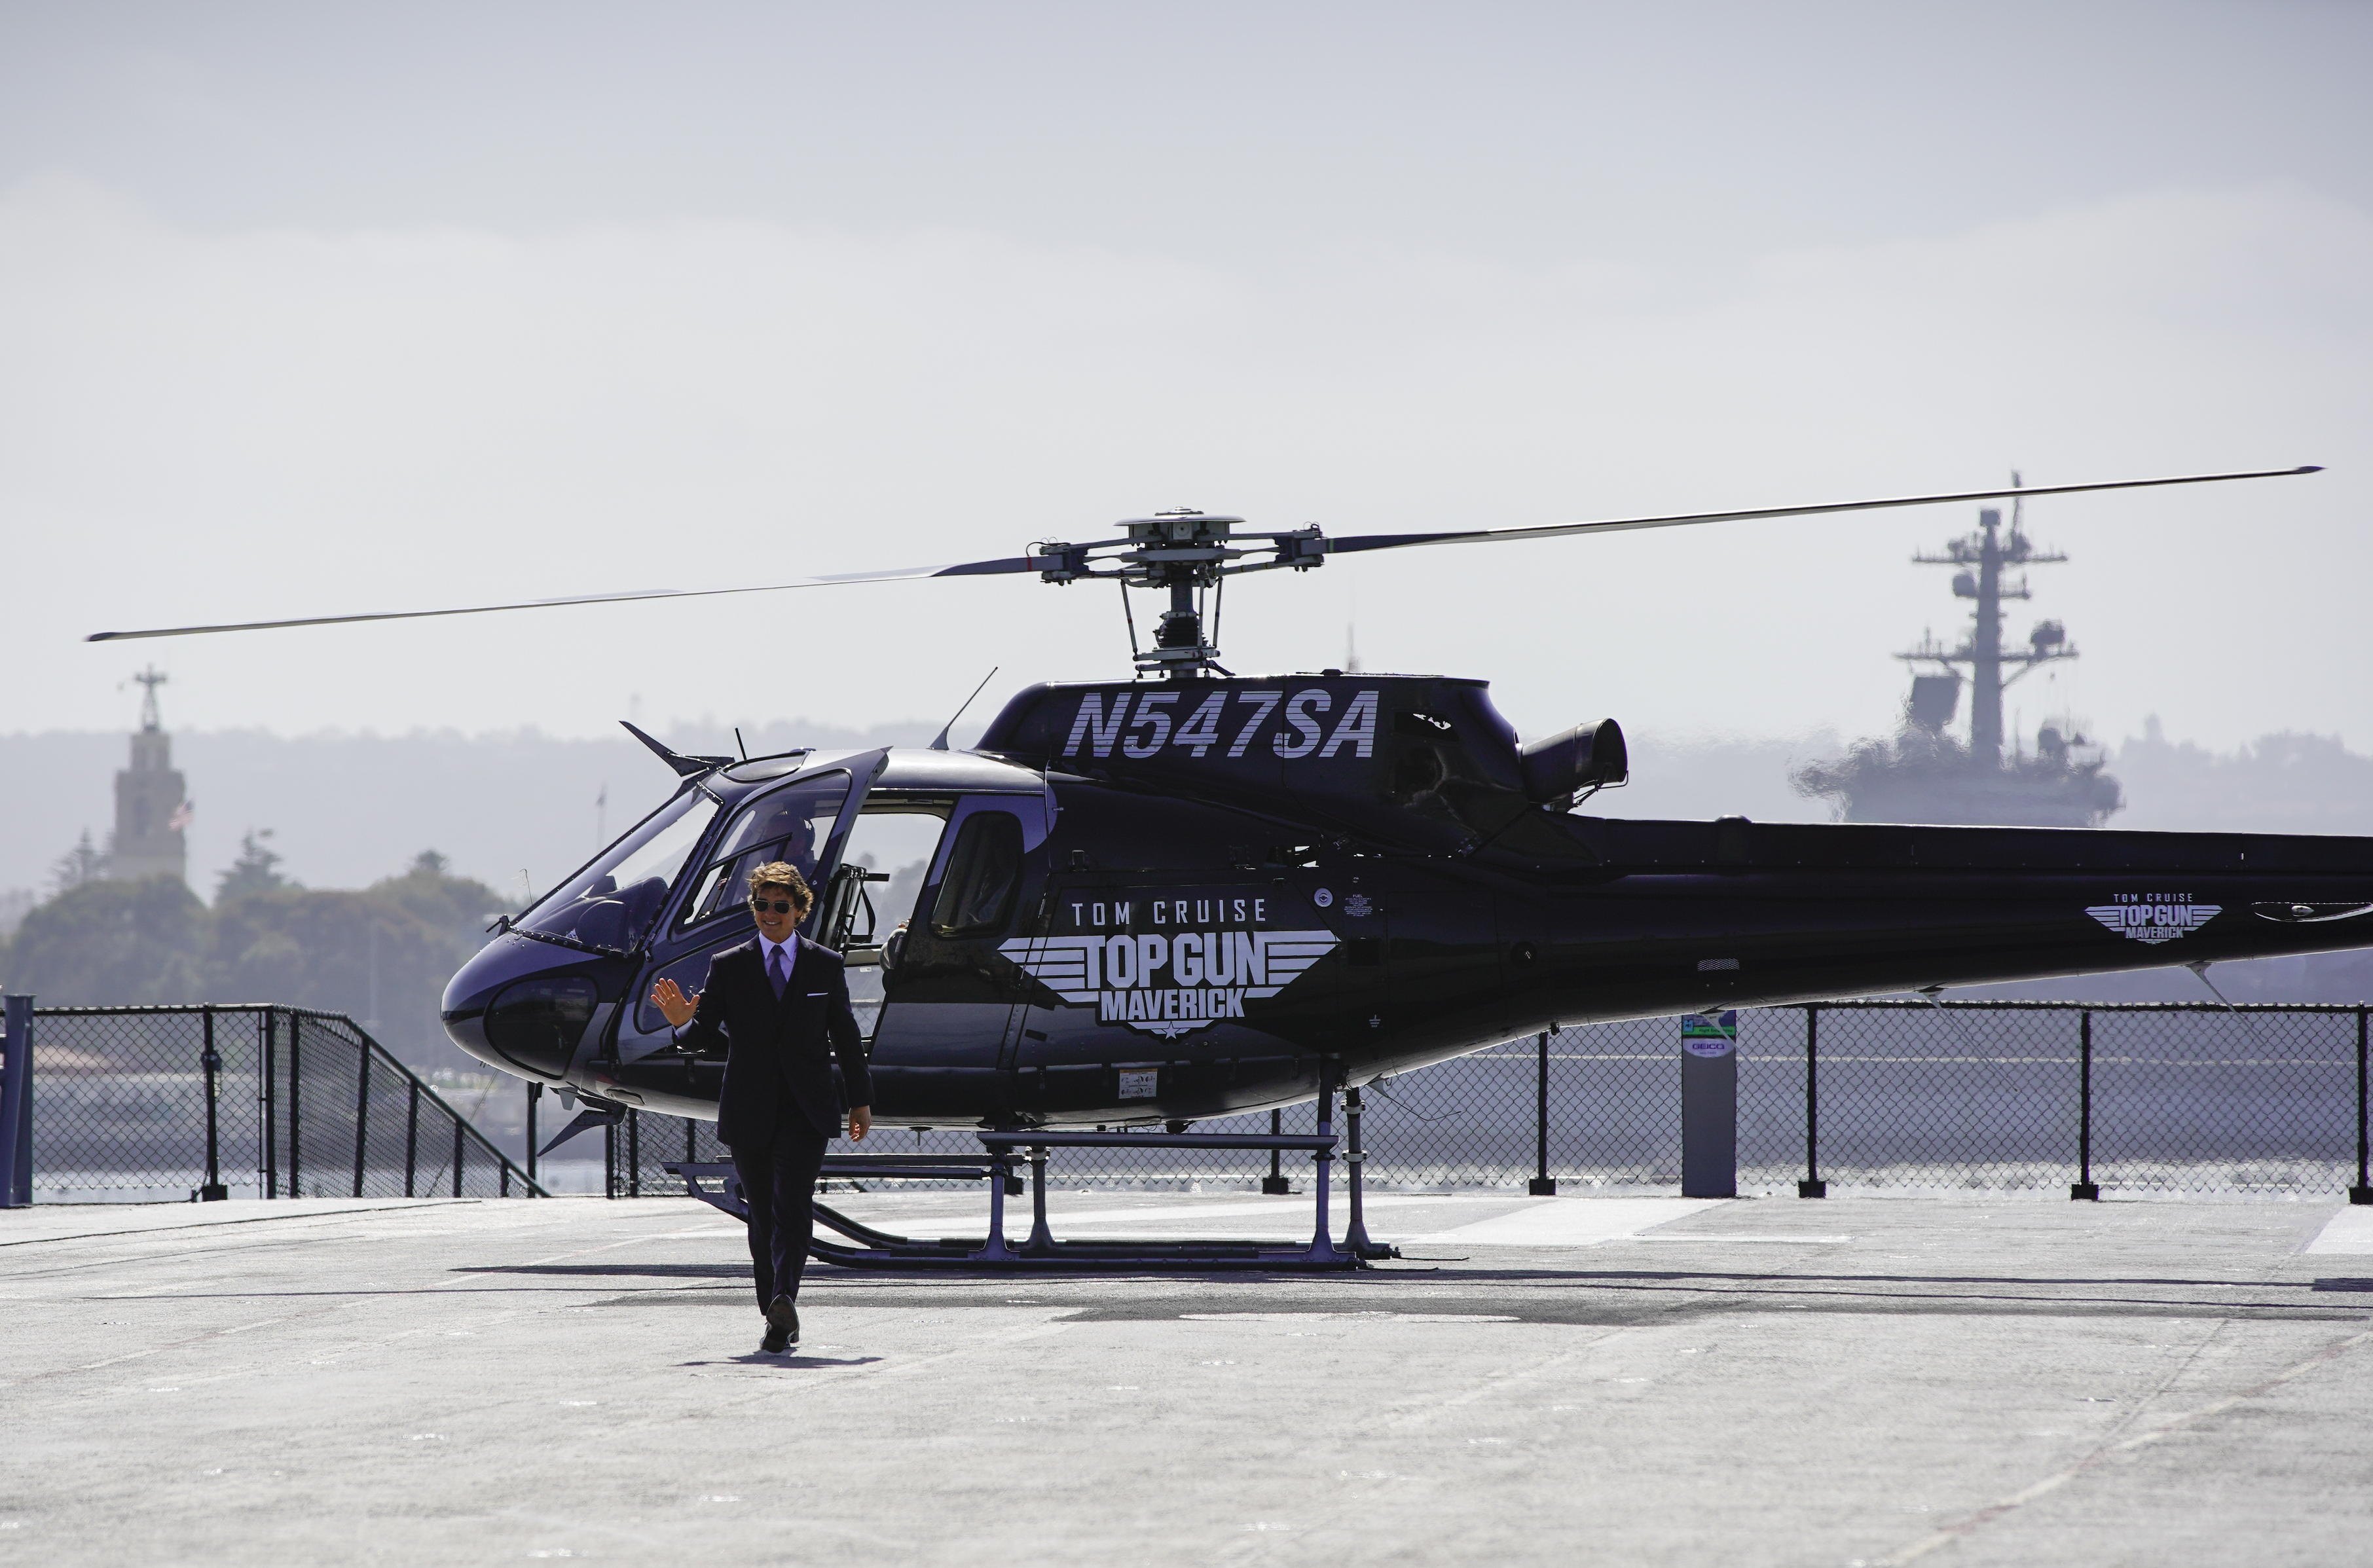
[20,996,2355,1205]
[590,1000,2373,1203]
[11,1002,545,1203]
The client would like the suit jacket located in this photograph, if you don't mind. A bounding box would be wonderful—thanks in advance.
[678,934,872,1148]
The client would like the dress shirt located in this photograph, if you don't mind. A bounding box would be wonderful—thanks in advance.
[675,931,798,1042]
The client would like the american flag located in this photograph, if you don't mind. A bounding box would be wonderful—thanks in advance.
[167,799,194,832]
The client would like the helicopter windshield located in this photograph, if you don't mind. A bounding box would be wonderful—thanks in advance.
[520,789,720,951]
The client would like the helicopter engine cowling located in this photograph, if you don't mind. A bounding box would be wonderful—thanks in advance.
[1519,718,1627,805]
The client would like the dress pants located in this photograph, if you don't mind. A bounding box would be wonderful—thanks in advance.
[730,1109,831,1311]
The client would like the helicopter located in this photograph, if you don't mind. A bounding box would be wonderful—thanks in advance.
[90,464,2373,1143]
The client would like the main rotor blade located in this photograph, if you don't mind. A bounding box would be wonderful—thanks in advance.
[86,554,1046,642]
[1321,465,2323,558]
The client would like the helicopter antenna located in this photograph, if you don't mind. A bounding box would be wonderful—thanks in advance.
[929,666,1000,752]
[733,727,747,761]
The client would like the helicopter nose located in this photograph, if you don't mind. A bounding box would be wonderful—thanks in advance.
[441,934,615,1082]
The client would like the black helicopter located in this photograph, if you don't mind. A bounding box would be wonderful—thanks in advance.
[93,465,2373,1138]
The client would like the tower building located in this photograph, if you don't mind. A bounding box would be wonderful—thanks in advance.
[111,666,190,886]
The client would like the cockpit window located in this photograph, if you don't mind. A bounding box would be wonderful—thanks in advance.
[520,790,719,951]
[929,809,1023,938]
[676,771,854,929]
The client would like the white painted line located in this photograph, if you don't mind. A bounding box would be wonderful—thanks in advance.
[2303,1206,2373,1254]
[837,1192,1747,1247]
[1403,1197,1725,1246]
[1632,1233,1853,1244]
[1181,1312,1518,1324]
[1006,1193,1509,1228]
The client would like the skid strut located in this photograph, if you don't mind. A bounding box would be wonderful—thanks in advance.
[665,1121,1391,1273]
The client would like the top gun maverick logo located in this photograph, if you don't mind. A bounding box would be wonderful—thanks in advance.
[2084,892,2221,945]
[998,687,1374,1036]
[1002,898,1340,1040]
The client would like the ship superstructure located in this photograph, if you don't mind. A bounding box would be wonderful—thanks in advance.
[1796,481,2121,828]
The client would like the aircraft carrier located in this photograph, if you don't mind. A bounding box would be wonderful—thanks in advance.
[1797,484,2124,828]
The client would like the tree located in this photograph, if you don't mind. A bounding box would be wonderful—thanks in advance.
[215,830,291,902]
[4,846,525,1077]
[369,850,506,947]
[3,875,209,1004]
[48,829,110,896]
[208,888,445,1016]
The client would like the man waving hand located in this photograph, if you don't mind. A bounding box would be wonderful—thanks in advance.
[652,862,872,1353]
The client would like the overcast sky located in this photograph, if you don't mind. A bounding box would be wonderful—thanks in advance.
[3,1,2366,756]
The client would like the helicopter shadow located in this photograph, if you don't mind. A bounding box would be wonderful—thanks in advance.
[679,1351,886,1372]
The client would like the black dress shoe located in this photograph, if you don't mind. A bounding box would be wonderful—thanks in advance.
[760,1320,789,1355]
[766,1294,800,1350]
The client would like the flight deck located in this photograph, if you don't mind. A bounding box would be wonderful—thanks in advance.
[3,1192,2369,1566]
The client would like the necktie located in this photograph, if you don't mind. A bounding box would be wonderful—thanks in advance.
[768,945,788,1000]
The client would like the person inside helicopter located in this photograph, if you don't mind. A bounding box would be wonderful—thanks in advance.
[547,873,670,949]
[519,787,719,950]
[676,786,837,930]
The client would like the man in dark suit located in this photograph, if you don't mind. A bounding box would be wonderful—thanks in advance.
[652,861,872,1353]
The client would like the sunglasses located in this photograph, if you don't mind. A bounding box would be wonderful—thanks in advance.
[749,897,805,915]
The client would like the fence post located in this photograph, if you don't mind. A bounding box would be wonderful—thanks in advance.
[261,1010,277,1199]
[452,1119,465,1197]
[288,1013,304,1198]
[1530,1029,1556,1195]
[199,1006,227,1201]
[2071,1010,2099,1200]
[526,1082,541,1192]
[2352,1007,2370,1207]
[1798,1006,1826,1198]
[405,1081,420,1197]
[1262,1108,1289,1194]
[0,995,34,1209]
[604,1118,617,1199]
[350,1044,372,1199]
[627,1109,641,1198]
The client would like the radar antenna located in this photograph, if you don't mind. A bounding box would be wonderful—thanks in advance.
[1896,472,2076,769]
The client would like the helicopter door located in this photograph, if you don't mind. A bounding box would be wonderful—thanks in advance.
[817,796,959,1041]
[621,751,889,1051]
[864,793,1050,1116]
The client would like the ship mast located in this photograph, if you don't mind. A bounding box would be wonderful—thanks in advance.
[1896,475,2076,767]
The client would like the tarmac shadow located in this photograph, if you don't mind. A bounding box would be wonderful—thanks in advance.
[456,1263,746,1279]
[678,1352,885,1371]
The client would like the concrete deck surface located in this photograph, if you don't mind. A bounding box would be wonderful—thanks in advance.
[3,1190,2370,1567]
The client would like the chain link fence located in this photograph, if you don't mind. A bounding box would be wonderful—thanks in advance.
[22,1004,542,1203]
[600,1001,2372,1202]
[18,999,2357,1204]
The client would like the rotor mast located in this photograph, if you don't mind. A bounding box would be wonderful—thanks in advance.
[1034,509,1327,678]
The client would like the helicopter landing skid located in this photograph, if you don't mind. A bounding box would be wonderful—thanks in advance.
[664,1128,1386,1273]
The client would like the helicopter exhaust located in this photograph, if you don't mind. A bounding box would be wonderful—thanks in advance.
[1520,718,1628,806]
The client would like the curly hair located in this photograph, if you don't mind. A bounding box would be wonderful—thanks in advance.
[746,861,814,911]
